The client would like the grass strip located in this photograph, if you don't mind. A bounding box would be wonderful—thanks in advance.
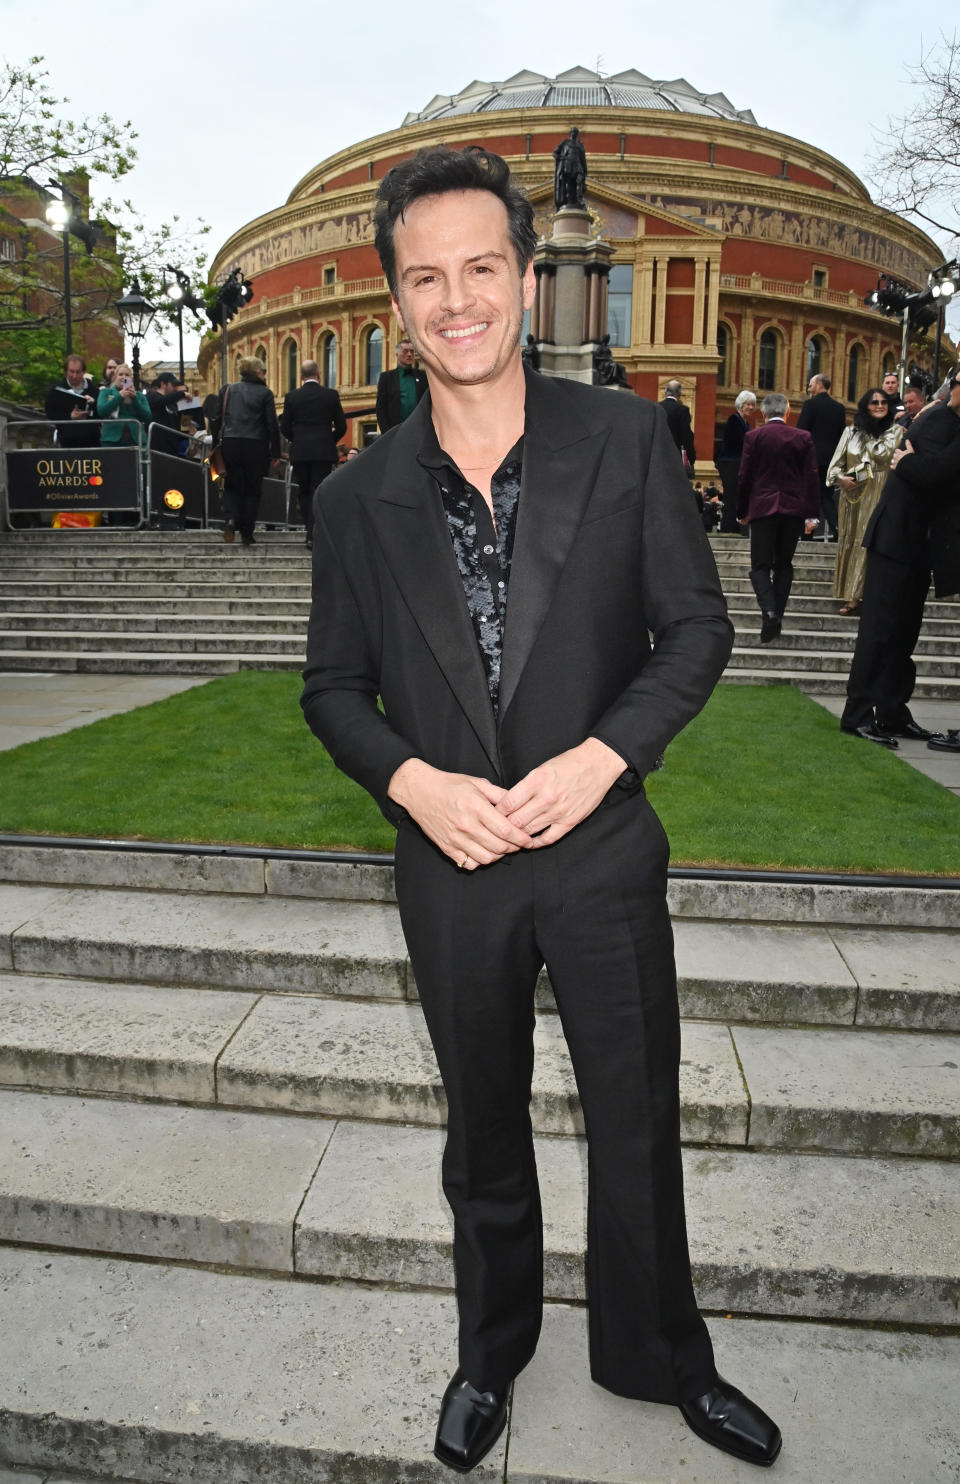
[0,672,956,875]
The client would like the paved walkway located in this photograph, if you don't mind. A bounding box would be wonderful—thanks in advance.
[0,672,958,796]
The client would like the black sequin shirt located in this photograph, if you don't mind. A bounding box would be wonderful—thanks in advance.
[419,434,523,714]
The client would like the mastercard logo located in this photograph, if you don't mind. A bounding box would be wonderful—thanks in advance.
[88,475,103,486]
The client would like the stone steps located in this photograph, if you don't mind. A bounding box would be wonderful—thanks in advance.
[2,1247,958,1484]
[0,852,957,1481]
[4,880,960,1029]
[1,1088,957,1326]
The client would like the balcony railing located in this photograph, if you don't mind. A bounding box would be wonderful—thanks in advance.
[718,274,875,310]
[245,276,388,317]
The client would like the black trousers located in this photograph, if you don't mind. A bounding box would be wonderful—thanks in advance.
[222,437,269,539]
[716,460,742,533]
[394,789,717,1405]
[841,550,930,729]
[818,466,838,539]
[292,459,334,540]
[749,514,804,617]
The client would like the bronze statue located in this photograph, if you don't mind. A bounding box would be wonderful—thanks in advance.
[593,334,629,389]
[553,127,587,210]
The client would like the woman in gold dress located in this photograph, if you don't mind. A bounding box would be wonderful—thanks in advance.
[827,388,902,614]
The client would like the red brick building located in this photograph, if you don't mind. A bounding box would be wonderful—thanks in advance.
[201,67,944,469]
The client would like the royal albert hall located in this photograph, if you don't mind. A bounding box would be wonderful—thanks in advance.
[200,66,942,471]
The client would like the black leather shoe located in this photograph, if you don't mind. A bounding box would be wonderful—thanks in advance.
[759,612,781,644]
[434,1368,510,1473]
[927,729,960,752]
[841,721,899,748]
[877,715,936,741]
[680,1376,782,1467]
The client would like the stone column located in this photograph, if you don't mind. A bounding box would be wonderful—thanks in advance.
[654,257,669,345]
[693,258,707,347]
[533,207,612,382]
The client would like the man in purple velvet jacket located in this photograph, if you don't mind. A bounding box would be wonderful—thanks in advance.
[738,391,820,642]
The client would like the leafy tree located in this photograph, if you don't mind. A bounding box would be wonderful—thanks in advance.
[0,56,209,400]
[871,31,960,245]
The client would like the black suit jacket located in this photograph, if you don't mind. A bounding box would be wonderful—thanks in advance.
[659,396,696,466]
[280,381,347,462]
[376,365,428,432]
[864,402,960,596]
[302,369,733,824]
[796,393,847,470]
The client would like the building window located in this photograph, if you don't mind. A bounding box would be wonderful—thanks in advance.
[717,323,729,386]
[364,325,383,385]
[284,338,298,394]
[882,351,897,376]
[806,335,826,381]
[606,264,633,348]
[757,329,778,391]
[812,268,827,291]
[0,236,15,262]
[320,332,338,389]
[847,344,864,403]
[323,266,335,286]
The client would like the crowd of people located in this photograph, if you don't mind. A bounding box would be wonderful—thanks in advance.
[678,367,960,753]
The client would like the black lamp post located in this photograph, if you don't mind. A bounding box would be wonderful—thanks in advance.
[44,189,73,355]
[115,279,157,389]
[164,265,205,384]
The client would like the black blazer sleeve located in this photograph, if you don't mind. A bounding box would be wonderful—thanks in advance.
[376,372,393,433]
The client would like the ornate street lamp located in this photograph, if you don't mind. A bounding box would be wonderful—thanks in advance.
[45,188,73,354]
[115,278,157,388]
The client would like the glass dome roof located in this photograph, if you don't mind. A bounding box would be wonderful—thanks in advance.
[403,66,758,127]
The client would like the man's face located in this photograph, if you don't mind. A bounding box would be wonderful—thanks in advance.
[807,378,821,397]
[396,342,415,367]
[104,359,118,380]
[903,388,924,417]
[883,373,899,396]
[390,190,535,392]
[65,359,85,388]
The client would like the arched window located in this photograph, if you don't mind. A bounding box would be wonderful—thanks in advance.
[847,344,865,402]
[283,338,298,394]
[254,344,267,366]
[806,335,827,382]
[717,323,731,387]
[882,351,897,376]
[364,325,383,385]
[757,329,778,392]
[319,332,338,389]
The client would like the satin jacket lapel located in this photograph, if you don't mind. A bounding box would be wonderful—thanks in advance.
[371,404,500,771]
[499,370,610,720]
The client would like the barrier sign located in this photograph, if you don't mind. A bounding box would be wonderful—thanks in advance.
[5,446,142,513]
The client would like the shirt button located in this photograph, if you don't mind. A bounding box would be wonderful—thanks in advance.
[483,544,494,555]
[498,580,505,588]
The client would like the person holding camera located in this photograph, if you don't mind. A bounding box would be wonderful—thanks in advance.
[96,364,152,446]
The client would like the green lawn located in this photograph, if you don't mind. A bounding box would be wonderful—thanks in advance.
[0,672,957,875]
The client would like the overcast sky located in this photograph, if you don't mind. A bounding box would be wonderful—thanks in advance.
[3,0,957,360]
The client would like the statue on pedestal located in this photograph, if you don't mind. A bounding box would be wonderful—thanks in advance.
[593,334,629,389]
[553,127,587,210]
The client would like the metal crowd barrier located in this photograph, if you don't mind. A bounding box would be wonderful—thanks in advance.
[2,417,301,533]
[2,419,145,530]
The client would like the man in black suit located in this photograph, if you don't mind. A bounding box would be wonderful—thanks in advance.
[375,337,428,431]
[280,360,347,547]
[841,373,960,746]
[796,374,847,540]
[659,378,696,473]
[301,146,780,1475]
[44,354,100,448]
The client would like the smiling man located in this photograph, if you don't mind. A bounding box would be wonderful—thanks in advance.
[301,146,780,1473]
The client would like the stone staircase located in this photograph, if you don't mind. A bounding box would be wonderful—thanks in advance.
[2,529,959,697]
[0,843,957,1481]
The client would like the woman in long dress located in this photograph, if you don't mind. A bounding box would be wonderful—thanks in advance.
[827,387,902,614]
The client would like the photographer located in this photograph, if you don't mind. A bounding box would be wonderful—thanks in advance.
[44,354,100,448]
[96,364,152,447]
[147,371,188,455]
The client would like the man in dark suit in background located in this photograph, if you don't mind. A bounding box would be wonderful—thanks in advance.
[375,337,428,431]
[738,391,820,642]
[659,378,696,472]
[841,373,960,747]
[44,354,100,448]
[302,145,780,1475]
[280,360,347,547]
[796,374,847,540]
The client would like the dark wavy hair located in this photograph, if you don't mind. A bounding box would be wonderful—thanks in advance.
[373,146,537,297]
[853,387,896,436]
